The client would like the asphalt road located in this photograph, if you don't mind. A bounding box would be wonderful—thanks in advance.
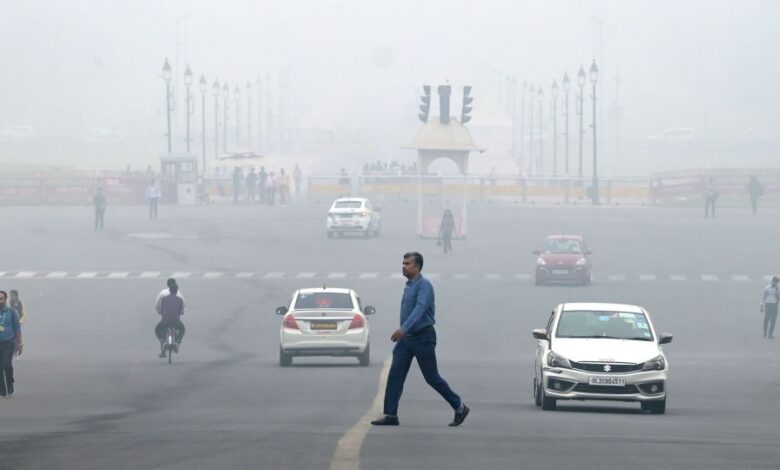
[1,199,779,469]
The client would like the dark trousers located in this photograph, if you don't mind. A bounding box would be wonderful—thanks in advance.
[764,304,778,338]
[155,319,185,343]
[247,187,256,203]
[149,198,158,220]
[383,328,461,416]
[442,232,453,254]
[751,196,758,214]
[705,197,716,218]
[267,188,276,206]
[259,184,267,204]
[94,207,105,230]
[0,340,15,394]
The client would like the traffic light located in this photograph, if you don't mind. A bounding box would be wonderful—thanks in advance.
[461,85,473,124]
[418,85,431,123]
[438,84,451,124]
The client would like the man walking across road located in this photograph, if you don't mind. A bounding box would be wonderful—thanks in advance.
[704,178,718,218]
[371,252,469,427]
[761,276,779,339]
[147,179,161,220]
[0,290,23,397]
[93,187,106,230]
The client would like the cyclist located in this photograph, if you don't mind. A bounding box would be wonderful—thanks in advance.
[155,281,185,357]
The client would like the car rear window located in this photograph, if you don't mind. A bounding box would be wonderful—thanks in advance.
[295,292,354,309]
[556,310,654,341]
[334,201,362,209]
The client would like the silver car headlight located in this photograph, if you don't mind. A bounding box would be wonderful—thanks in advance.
[536,257,547,266]
[576,257,587,266]
[547,351,572,369]
[642,355,666,371]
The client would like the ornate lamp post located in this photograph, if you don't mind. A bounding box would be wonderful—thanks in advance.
[551,80,559,176]
[576,66,586,178]
[184,65,193,152]
[162,58,173,153]
[212,80,220,157]
[590,60,600,205]
[562,72,571,175]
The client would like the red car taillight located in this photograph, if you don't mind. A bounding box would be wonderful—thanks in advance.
[348,314,365,329]
[283,314,299,330]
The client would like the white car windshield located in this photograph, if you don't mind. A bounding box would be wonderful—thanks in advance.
[295,292,354,309]
[556,310,654,341]
[542,239,583,254]
[334,201,363,209]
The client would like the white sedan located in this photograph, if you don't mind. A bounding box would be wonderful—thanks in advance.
[277,287,375,366]
[326,197,381,238]
[532,302,672,414]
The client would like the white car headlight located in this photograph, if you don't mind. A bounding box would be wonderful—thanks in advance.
[576,257,587,266]
[547,351,572,369]
[642,355,666,371]
[536,257,546,266]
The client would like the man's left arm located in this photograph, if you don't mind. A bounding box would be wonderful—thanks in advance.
[400,282,433,334]
[13,311,22,355]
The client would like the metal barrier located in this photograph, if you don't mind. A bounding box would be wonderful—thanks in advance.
[0,170,147,205]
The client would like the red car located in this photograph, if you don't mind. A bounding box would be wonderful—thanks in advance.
[534,235,592,285]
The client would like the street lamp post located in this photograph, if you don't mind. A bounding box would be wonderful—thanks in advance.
[212,80,220,157]
[222,83,229,151]
[255,77,263,152]
[162,58,172,153]
[590,60,600,205]
[576,66,586,178]
[538,86,544,176]
[184,65,193,153]
[551,80,558,176]
[199,75,207,174]
[520,80,526,170]
[562,73,571,175]
[510,75,517,159]
[234,85,241,149]
[246,82,252,150]
[528,86,535,175]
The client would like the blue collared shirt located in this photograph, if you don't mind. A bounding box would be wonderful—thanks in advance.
[400,275,435,334]
[0,307,21,342]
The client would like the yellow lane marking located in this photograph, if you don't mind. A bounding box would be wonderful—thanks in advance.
[330,356,392,470]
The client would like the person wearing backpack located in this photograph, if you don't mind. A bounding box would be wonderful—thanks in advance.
[0,290,23,397]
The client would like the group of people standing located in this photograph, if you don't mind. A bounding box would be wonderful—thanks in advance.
[233,165,303,206]
[0,290,26,397]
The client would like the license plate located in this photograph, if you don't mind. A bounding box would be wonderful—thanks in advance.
[310,321,337,330]
[552,269,569,275]
[588,376,626,386]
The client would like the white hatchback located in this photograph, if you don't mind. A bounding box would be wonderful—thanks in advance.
[532,302,673,414]
[277,287,375,367]
[326,197,381,238]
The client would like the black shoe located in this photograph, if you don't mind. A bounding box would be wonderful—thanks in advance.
[371,416,399,426]
[449,404,470,427]
[7,383,14,396]
[0,390,6,398]
[770,335,776,339]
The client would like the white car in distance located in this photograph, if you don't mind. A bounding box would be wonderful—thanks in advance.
[533,302,672,414]
[327,197,381,238]
[277,287,375,367]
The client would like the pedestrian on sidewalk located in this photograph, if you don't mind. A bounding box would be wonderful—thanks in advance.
[258,166,268,204]
[761,276,779,339]
[749,175,763,215]
[93,187,106,230]
[232,167,244,204]
[704,178,718,218]
[0,290,23,397]
[293,164,303,195]
[279,168,291,205]
[266,171,277,206]
[438,209,457,255]
[246,168,258,203]
[147,179,161,220]
[371,252,469,427]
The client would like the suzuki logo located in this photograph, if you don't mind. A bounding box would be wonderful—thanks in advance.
[603,364,612,372]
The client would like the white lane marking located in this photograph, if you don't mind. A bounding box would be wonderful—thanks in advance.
[701,275,718,281]
[328,272,347,279]
[358,273,378,279]
[296,272,316,279]
[203,272,224,279]
[426,273,441,279]
[46,272,68,278]
[608,274,625,282]
[670,274,687,281]
[107,272,130,279]
[639,274,657,281]
[732,275,750,282]
[515,274,532,281]
[389,273,404,280]
[264,272,285,279]
[171,272,192,278]
[235,272,254,278]
[764,275,774,282]
[140,272,161,278]
[77,272,98,279]
[329,357,392,470]
[0,272,5,277]
[485,274,502,280]
[15,272,36,278]
[453,274,471,280]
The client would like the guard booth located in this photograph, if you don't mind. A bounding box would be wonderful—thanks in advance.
[160,154,198,205]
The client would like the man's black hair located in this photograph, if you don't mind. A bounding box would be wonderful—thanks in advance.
[0,290,6,300]
[404,252,424,270]
[167,278,177,288]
